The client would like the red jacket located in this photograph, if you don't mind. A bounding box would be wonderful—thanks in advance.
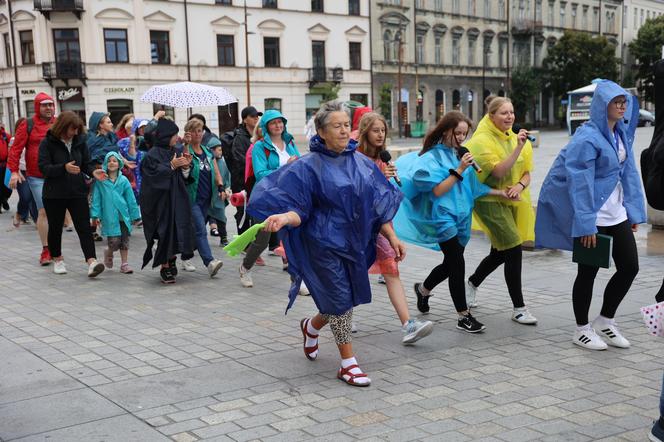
[7,92,56,177]
[0,128,9,164]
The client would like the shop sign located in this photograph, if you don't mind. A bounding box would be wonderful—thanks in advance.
[57,87,83,102]
[20,89,36,95]
[104,87,135,94]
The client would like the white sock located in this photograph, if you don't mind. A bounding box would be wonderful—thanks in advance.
[340,356,370,385]
[594,315,613,326]
[402,320,410,328]
[305,319,319,358]
[576,323,591,332]
[419,283,431,296]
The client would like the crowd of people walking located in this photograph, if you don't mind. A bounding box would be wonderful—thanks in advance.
[1,79,663,417]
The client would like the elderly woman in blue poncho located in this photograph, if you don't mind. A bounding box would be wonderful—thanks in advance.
[247,101,405,387]
[536,80,646,351]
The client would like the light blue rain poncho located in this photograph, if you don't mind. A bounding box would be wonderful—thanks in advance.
[535,80,646,251]
[90,152,141,237]
[393,144,491,249]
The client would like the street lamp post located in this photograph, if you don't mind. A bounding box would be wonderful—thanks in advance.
[244,0,251,106]
[396,33,403,139]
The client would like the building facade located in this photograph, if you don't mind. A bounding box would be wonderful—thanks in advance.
[0,0,370,134]
[622,0,664,88]
[371,0,624,131]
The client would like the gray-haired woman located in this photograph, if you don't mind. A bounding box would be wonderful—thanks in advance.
[247,101,405,387]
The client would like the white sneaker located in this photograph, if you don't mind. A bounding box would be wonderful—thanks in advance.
[207,259,223,278]
[377,274,386,285]
[87,260,105,278]
[573,325,608,350]
[512,307,537,325]
[466,280,478,308]
[351,322,358,333]
[53,260,67,275]
[592,318,630,348]
[402,319,434,344]
[299,282,310,296]
[239,265,253,287]
[181,260,196,272]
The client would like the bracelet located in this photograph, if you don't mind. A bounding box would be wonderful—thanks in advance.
[448,168,464,182]
[517,181,526,189]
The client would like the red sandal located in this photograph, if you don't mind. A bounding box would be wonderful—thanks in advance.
[300,318,318,361]
[337,364,371,387]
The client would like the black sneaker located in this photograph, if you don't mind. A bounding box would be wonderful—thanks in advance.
[1,201,8,211]
[168,257,178,277]
[210,228,220,237]
[160,267,176,284]
[220,236,229,247]
[414,283,430,314]
[456,313,486,333]
[92,232,103,242]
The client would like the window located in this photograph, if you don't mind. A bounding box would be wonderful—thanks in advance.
[350,94,368,105]
[150,31,170,64]
[217,35,235,66]
[548,1,555,26]
[594,7,600,30]
[107,99,134,126]
[349,42,361,70]
[436,0,444,12]
[416,34,424,63]
[535,0,542,22]
[434,36,441,64]
[484,0,491,17]
[498,39,506,67]
[24,100,35,119]
[152,103,175,120]
[263,0,277,8]
[453,0,460,14]
[571,3,577,28]
[469,0,475,15]
[483,38,492,66]
[560,2,566,28]
[349,0,360,16]
[215,0,232,3]
[19,31,34,65]
[3,33,11,67]
[104,29,129,63]
[452,37,460,65]
[264,98,282,111]
[311,0,323,12]
[498,0,506,19]
[468,39,476,66]
[54,29,81,63]
[383,30,392,61]
[583,6,589,30]
[264,37,280,67]
[634,7,638,29]
[416,0,423,8]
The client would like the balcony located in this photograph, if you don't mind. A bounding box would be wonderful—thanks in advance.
[512,19,542,35]
[42,61,87,86]
[34,0,85,19]
[308,67,344,86]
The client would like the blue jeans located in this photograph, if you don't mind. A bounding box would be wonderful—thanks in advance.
[191,202,213,266]
[16,173,37,221]
[26,176,45,210]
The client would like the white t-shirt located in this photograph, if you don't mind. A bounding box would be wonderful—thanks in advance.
[276,146,290,167]
[596,134,628,227]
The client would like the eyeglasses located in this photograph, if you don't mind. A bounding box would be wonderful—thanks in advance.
[612,100,627,108]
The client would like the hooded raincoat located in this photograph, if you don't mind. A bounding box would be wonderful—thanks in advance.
[251,110,300,183]
[247,135,403,315]
[393,144,492,250]
[464,113,535,249]
[535,80,646,251]
[117,118,148,198]
[88,112,119,165]
[90,152,141,237]
[139,119,195,268]
[208,155,231,224]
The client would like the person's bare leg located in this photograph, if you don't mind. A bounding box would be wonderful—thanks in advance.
[383,274,410,324]
[120,249,129,264]
[37,208,48,246]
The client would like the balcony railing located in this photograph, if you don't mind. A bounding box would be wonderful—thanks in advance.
[42,61,86,85]
[308,67,344,86]
[512,19,542,34]
[34,0,84,19]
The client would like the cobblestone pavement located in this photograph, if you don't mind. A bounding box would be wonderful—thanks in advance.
[1,128,663,441]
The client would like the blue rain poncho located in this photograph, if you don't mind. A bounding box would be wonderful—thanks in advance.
[247,135,403,315]
[393,145,491,250]
[535,80,646,251]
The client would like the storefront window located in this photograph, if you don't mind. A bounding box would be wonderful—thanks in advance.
[264,98,282,111]
[107,99,134,127]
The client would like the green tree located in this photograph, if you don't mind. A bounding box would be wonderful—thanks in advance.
[379,83,392,127]
[510,66,540,124]
[310,83,341,103]
[542,31,619,99]
[629,15,664,102]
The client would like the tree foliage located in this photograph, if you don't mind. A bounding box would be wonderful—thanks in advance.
[629,15,664,102]
[542,31,619,98]
[379,83,392,126]
[510,65,540,123]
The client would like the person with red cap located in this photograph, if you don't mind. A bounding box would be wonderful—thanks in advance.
[7,93,57,265]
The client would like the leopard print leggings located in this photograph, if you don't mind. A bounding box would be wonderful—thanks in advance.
[321,309,353,345]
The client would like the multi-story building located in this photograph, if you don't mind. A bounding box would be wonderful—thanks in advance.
[622,0,664,85]
[0,0,370,134]
[371,0,624,131]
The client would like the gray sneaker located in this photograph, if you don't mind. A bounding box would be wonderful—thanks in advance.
[207,259,223,278]
[402,319,434,344]
[239,265,253,287]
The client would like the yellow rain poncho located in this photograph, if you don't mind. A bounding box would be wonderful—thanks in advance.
[465,114,535,250]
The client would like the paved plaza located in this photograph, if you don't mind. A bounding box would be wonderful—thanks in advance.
[1,128,663,441]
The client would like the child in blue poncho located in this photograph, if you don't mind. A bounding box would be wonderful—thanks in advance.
[91,152,141,274]
[394,111,514,333]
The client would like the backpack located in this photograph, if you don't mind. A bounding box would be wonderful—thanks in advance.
[219,130,236,171]
[244,145,270,195]
[641,139,664,210]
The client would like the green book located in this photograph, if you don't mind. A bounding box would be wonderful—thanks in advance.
[572,234,613,269]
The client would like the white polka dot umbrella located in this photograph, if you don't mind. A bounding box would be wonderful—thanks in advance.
[140,81,238,108]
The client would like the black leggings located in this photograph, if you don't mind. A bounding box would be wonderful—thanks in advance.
[656,278,664,303]
[423,236,467,312]
[572,220,639,325]
[43,197,96,261]
[468,245,525,308]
